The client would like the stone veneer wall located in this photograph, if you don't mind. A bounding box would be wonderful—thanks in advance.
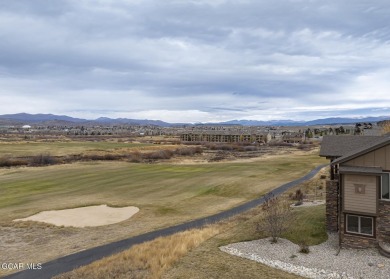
[377,200,390,243]
[339,214,377,248]
[326,180,339,232]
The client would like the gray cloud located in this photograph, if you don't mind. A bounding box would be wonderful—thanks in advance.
[1,0,390,122]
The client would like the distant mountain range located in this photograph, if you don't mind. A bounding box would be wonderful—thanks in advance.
[0,113,173,126]
[217,116,390,126]
[0,113,389,127]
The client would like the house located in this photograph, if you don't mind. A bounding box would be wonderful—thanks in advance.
[180,131,272,143]
[281,132,304,143]
[320,135,390,251]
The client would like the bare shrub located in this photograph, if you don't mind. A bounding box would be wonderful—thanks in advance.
[144,150,174,160]
[268,141,293,147]
[30,153,58,166]
[297,143,314,151]
[194,146,203,154]
[257,194,295,243]
[294,189,304,201]
[0,157,29,167]
[298,239,310,254]
[82,153,123,161]
[220,144,234,151]
[128,151,142,163]
[103,154,117,160]
[205,143,217,150]
[208,151,228,162]
[175,146,203,156]
[83,154,101,161]
[243,146,258,151]
[175,147,195,156]
[293,189,305,206]
[181,141,203,145]
[378,120,390,135]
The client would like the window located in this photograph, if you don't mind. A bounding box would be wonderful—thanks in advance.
[381,173,390,200]
[346,215,373,236]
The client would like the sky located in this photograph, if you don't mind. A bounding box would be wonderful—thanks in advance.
[1,0,390,123]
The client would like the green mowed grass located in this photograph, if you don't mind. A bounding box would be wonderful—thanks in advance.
[0,152,326,222]
[0,141,153,157]
[283,205,327,245]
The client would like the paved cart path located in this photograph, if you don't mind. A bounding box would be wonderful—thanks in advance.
[3,164,326,279]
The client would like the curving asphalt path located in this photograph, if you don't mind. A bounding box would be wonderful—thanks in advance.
[3,164,326,279]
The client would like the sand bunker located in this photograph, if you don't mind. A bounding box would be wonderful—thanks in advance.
[13,205,139,227]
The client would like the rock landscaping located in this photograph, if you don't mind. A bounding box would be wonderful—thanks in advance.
[220,233,390,279]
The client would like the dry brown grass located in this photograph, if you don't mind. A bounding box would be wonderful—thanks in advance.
[285,166,329,202]
[54,226,221,279]
[380,121,390,135]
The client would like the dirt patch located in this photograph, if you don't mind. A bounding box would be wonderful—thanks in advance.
[13,205,139,227]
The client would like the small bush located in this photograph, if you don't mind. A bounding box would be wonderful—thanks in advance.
[193,146,203,154]
[175,147,195,156]
[298,240,310,254]
[82,153,124,161]
[175,147,203,156]
[268,141,294,147]
[129,151,142,163]
[294,189,304,201]
[243,146,258,152]
[103,154,118,160]
[30,154,58,166]
[219,144,234,151]
[0,157,29,167]
[144,150,174,160]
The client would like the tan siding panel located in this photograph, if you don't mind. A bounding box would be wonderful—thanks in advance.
[344,174,377,214]
[347,158,358,166]
[353,156,364,166]
[386,145,390,170]
[364,151,375,166]
[345,147,387,168]
[374,147,387,169]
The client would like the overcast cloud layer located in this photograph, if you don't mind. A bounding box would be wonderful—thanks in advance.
[1,0,390,123]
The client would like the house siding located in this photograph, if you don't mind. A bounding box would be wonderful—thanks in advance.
[343,174,377,214]
[347,145,390,169]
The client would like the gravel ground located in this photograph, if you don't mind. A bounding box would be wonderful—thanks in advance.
[220,233,390,279]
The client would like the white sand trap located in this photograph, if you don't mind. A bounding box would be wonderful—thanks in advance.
[13,205,139,227]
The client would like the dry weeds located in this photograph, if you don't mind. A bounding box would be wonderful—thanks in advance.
[54,226,221,279]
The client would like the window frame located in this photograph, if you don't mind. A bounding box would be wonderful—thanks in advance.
[381,173,390,201]
[346,214,374,237]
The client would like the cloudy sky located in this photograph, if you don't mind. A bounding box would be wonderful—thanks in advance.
[1,0,390,123]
